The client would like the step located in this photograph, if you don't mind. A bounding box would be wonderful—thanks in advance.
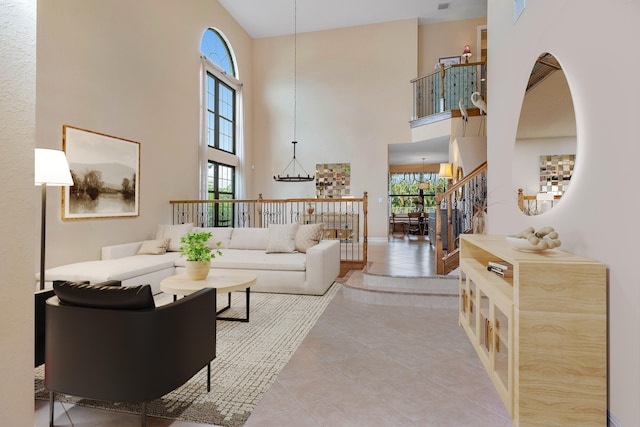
[340,269,459,308]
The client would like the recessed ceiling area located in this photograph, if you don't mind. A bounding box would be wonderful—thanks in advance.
[218,0,487,39]
[388,137,450,166]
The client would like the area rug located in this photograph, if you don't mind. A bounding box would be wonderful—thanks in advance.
[35,282,340,426]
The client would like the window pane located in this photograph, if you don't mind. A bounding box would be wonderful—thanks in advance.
[218,118,233,152]
[207,162,235,227]
[219,84,234,120]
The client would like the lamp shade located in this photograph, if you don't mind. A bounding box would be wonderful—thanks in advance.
[438,163,453,179]
[35,148,74,186]
[462,45,472,57]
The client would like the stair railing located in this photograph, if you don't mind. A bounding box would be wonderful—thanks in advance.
[434,162,488,274]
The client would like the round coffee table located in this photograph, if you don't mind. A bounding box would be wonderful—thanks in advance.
[161,269,256,322]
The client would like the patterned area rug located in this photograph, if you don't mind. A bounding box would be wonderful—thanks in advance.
[35,283,340,426]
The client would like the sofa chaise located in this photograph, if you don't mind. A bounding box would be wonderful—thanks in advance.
[39,223,340,296]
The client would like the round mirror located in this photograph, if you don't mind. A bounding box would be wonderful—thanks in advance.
[512,53,576,216]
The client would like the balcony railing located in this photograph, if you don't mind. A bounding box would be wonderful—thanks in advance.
[411,62,486,121]
[170,193,368,276]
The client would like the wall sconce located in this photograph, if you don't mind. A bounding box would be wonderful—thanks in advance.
[462,45,472,63]
[438,163,453,179]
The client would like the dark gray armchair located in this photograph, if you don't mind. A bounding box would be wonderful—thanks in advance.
[45,281,217,427]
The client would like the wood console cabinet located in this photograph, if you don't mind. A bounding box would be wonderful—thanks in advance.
[458,234,607,426]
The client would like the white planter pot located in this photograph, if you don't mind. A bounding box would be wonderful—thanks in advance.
[185,260,210,280]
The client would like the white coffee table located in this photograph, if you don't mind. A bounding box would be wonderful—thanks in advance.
[161,270,256,322]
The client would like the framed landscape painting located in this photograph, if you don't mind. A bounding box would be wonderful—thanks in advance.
[62,125,140,220]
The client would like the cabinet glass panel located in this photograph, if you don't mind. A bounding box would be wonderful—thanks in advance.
[479,287,490,360]
[494,303,510,388]
[469,279,477,337]
[459,274,466,320]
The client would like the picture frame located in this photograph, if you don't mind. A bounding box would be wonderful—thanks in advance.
[62,125,140,220]
[438,56,461,67]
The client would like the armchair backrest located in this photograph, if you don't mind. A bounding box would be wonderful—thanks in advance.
[45,285,216,403]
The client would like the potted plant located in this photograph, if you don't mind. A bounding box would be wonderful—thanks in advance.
[179,231,222,280]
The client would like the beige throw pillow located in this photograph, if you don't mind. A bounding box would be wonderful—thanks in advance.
[294,223,324,253]
[137,238,170,255]
[266,223,299,253]
[155,223,194,251]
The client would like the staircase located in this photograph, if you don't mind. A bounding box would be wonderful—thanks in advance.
[434,161,488,274]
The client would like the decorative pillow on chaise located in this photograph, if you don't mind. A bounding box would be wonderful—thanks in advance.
[266,223,299,253]
[137,238,170,255]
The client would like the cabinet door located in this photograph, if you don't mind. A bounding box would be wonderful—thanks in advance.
[491,300,512,415]
[459,274,479,343]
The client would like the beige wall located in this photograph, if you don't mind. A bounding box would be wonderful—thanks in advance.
[253,20,417,236]
[36,0,254,267]
[487,0,640,424]
[418,17,487,77]
[0,0,37,424]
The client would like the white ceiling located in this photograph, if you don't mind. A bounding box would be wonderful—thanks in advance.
[388,137,451,166]
[218,0,486,166]
[218,0,487,39]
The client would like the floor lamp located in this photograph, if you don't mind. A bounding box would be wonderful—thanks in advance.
[35,149,73,290]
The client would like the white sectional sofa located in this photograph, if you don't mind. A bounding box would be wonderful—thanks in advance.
[40,224,341,296]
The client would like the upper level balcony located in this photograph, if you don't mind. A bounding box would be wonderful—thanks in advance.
[409,62,487,142]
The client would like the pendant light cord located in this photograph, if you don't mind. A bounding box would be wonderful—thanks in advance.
[293,0,297,143]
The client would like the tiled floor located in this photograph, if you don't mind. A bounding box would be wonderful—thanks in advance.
[35,237,511,426]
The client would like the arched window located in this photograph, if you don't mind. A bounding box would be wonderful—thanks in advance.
[199,29,243,223]
[200,28,235,76]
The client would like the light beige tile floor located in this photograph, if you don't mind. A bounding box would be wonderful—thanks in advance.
[35,238,511,426]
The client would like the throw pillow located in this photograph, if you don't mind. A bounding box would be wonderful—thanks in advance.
[53,281,155,310]
[294,223,324,253]
[137,238,170,255]
[155,223,193,251]
[266,223,299,253]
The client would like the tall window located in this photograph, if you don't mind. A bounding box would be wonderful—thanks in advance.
[207,162,235,226]
[200,28,242,210]
[205,76,235,153]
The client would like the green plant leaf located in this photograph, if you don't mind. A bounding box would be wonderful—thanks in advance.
[178,231,222,262]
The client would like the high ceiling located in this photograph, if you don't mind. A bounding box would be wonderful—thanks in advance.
[218,0,487,166]
[218,0,487,39]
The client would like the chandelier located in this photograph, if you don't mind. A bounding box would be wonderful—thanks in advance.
[273,0,313,182]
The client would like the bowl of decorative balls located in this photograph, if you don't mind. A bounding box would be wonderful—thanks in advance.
[506,226,561,252]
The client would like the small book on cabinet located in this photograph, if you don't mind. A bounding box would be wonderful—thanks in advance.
[488,260,511,271]
[487,265,513,278]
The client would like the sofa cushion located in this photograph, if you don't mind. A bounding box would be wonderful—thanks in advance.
[53,281,155,310]
[294,223,324,253]
[155,223,193,251]
[266,223,299,253]
[175,249,307,271]
[137,238,170,255]
[43,254,179,283]
[229,227,269,250]
[193,227,233,249]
